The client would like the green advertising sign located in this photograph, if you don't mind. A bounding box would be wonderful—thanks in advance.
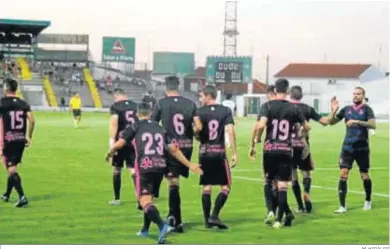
[153,52,195,76]
[101,37,135,63]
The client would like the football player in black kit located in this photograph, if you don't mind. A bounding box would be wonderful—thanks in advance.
[249,79,310,228]
[330,87,375,214]
[289,86,339,213]
[0,78,35,207]
[195,85,237,229]
[152,76,202,233]
[108,88,138,206]
[105,103,202,244]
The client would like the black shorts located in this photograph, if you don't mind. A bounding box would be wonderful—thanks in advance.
[339,150,370,173]
[2,142,26,167]
[263,153,293,182]
[72,109,81,117]
[165,150,192,178]
[112,146,134,168]
[292,148,314,171]
[134,172,164,198]
[199,156,231,186]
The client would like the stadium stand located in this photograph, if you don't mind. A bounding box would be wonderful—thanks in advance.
[0,19,51,106]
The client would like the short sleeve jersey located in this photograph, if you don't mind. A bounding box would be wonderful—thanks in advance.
[259,99,306,156]
[291,102,322,147]
[151,96,197,153]
[0,96,31,145]
[197,104,234,158]
[110,100,138,139]
[335,104,375,152]
[120,119,169,174]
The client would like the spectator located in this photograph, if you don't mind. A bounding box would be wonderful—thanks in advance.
[60,96,66,111]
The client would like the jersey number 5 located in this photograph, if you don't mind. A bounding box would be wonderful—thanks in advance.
[125,111,136,124]
[271,119,289,140]
[173,113,185,135]
[142,133,164,155]
[10,111,24,129]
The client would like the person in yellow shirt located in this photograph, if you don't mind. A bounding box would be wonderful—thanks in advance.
[69,93,82,128]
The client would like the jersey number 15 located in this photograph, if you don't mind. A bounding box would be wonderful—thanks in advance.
[10,111,24,129]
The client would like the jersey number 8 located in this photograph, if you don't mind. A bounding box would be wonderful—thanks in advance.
[208,120,219,141]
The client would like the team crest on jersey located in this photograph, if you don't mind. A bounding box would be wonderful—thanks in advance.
[359,109,364,115]
[4,132,14,142]
[141,157,153,169]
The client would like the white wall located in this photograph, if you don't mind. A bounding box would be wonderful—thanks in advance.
[279,77,361,95]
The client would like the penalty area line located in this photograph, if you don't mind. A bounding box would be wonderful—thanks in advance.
[233,176,390,198]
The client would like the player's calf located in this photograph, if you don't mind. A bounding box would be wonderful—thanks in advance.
[335,169,349,213]
[208,186,229,229]
[291,170,304,212]
[7,167,28,207]
[201,187,212,228]
[263,179,275,224]
[302,171,312,213]
[360,172,372,210]
[109,167,122,205]
[140,195,168,244]
[167,177,183,232]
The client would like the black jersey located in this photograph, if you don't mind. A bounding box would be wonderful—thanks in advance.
[110,100,138,139]
[120,119,169,174]
[152,96,197,153]
[336,104,375,152]
[290,101,322,147]
[197,104,234,158]
[0,96,31,146]
[259,99,306,156]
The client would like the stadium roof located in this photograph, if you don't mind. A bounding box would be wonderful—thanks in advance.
[274,63,371,79]
[0,18,51,35]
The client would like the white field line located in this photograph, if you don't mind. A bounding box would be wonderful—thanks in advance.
[232,167,389,172]
[233,175,390,198]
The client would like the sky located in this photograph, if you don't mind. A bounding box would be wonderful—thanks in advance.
[1,0,389,81]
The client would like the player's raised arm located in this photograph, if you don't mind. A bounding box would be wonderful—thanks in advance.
[329,106,346,125]
[109,108,119,148]
[167,144,202,175]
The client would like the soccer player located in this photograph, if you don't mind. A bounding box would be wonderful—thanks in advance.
[222,92,236,149]
[364,97,375,136]
[151,76,201,233]
[251,85,279,221]
[0,78,35,207]
[330,87,376,213]
[196,85,237,229]
[249,79,310,228]
[108,88,138,205]
[105,102,202,244]
[69,92,82,128]
[289,86,339,213]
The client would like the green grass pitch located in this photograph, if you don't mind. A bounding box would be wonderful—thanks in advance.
[0,112,388,244]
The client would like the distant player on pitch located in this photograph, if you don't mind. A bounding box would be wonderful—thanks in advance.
[222,92,236,149]
[69,92,82,129]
